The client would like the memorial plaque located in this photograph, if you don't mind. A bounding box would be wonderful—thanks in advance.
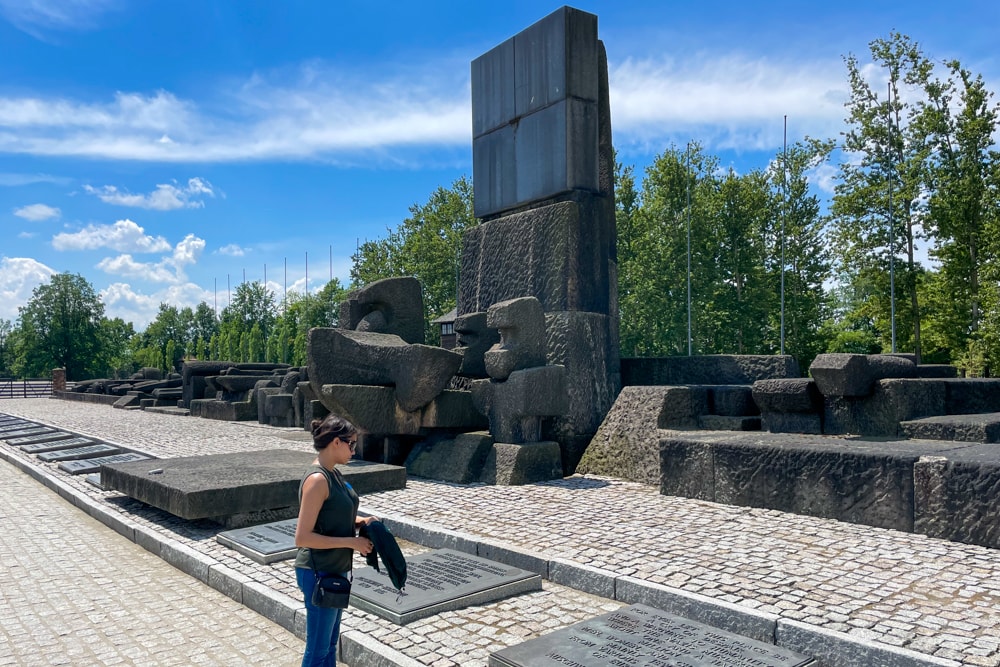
[60,452,151,475]
[0,420,31,430]
[37,443,121,462]
[351,548,542,624]
[0,426,54,439]
[21,437,96,454]
[5,431,75,446]
[490,604,814,667]
[217,518,298,564]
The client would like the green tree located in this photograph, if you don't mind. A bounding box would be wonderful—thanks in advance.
[97,317,137,379]
[0,318,12,376]
[831,33,933,359]
[14,273,106,380]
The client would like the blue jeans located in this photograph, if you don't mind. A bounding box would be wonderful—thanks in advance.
[296,567,344,667]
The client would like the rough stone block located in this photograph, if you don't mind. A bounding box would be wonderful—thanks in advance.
[901,413,1000,443]
[484,297,547,380]
[459,198,613,315]
[762,412,822,435]
[307,328,462,412]
[405,432,494,484]
[454,312,500,378]
[709,385,757,416]
[709,435,923,531]
[696,415,760,431]
[576,386,679,486]
[338,277,425,345]
[622,355,799,386]
[265,393,295,427]
[824,379,947,436]
[256,387,282,424]
[914,448,1000,549]
[752,378,822,414]
[657,386,710,428]
[810,353,917,398]
[943,378,1000,414]
[480,441,563,485]
[471,366,567,443]
[659,438,715,500]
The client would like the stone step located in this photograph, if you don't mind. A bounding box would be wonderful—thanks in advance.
[900,412,1000,443]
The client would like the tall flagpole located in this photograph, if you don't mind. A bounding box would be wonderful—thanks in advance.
[781,115,787,356]
[888,82,897,353]
[686,144,692,357]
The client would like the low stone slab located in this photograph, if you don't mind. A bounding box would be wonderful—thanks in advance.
[0,420,33,431]
[37,443,121,462]
[59,452,151,475]
[490,604,813,667]
[351,548,542,624]
[216,518,298,564]
[0,427,53,439]
[901,412,1000,443]
[4,431,75,446]
[100,450,405,522]
[21,436,96,454]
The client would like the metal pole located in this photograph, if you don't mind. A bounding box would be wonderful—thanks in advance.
[686,145,692,357]
[888,82,897,353]
[780,115,787,356]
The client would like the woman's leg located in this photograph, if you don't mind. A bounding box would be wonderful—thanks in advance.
[296,568,345,667]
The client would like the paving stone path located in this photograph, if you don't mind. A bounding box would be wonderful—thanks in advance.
[2,399,1000,667]
[0,456,303,666]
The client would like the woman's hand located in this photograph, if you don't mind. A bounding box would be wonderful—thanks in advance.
[352,536,374,555]
[356,515,379,526]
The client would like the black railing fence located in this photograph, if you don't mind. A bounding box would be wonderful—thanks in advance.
[0,378,53,399]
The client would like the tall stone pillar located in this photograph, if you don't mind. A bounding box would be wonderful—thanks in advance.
[52,368,66,393]
[462,7,620,473]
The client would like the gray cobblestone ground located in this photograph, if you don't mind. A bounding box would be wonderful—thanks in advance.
[2,399,1000,666]
[0,455,304,666]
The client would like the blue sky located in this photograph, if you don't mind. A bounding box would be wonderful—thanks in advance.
[2,0,998,328]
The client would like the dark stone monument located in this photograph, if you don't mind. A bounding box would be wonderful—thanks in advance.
[464,6,620,474]
[490,604,813,667]
[216,518,298,564]
[351,548,542,624]
[0,427,52,439]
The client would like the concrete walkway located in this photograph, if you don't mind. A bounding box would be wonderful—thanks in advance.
[0,456,304,666]
[1,398,999,667]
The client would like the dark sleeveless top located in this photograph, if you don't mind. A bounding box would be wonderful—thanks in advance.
[294,464,359,574]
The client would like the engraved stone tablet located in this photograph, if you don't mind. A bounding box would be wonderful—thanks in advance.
[60,452,150,475]
[37,443,121,462]
[490,604,814,667]
[21,437,96,454]
[0,427,53,439]
[6,431,75,446]
[217,518,298,564]
[351,548,542,624]
[0,420,32,430]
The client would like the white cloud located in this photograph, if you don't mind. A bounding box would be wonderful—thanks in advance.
[0,61,470,163]
[0,0,124,39]
[83,177,216,210]
[0,256,56,320]
[18,231,35,239]
[100,281,214,329]
[13,203,60,221]
[95,233,206,284]
[52,219,171,253]
[217,243,247,257]
[609,54,849,154]
[0,172,71,186]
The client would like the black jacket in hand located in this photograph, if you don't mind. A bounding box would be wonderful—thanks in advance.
[359,520,407,592]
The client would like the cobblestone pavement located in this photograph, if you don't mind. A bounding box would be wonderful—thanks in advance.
[0,455,304,666]
[2,399,1000,667]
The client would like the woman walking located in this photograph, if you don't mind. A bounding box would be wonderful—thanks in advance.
[294,414,375,667]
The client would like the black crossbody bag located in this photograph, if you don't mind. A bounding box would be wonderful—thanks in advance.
[309,549,352,608]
